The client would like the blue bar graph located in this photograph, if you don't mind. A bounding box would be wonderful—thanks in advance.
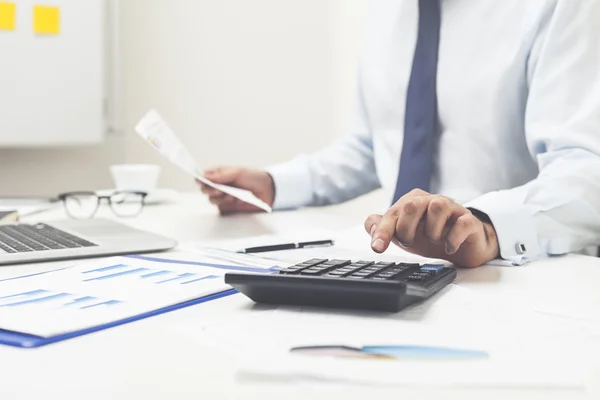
[181,275,220,285]
[141,270,172,279]
[81,300,121,309]
[0,289,123,310]
[83,268,150,282]
[77,262,224,287]
[82,264,128,274]
[64,296,98,307]
[2,293,71,307]
[0,289,48,301]
[156,273,197,284]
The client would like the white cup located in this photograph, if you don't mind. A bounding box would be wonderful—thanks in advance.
[110,164,161,194]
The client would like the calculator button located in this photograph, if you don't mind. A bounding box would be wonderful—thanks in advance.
[346,263,367,269]
[387,266,409,274]
[300,269,325,276]
[408,273,432,280]
[369,264,411,280]
[296,262,326,268]
[326,264,364,276]
[412,272,431,277]
[404,267,425,276]
[330,270,351,275]
[373,262,396,268]
[399,263,420,268]
[303,266,326,271]
[324,272,350,278]
[288,264,314,270]
[301,266,337,275]
[347,275,367,279]
[331,270,353,275]
[279,259,331,274]
[406,275,426,282]
[421,265,445,273]
[362,268,380,273]
[305,259,329,265]
[348,269,381,279]
[278,267,306,274]
[296,262,318,267]
[321,260,352,267]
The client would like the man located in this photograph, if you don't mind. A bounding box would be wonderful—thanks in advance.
[200,0,600,268]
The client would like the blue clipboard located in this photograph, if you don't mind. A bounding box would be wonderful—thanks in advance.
[0,254,274,349]
[0,289,237,348]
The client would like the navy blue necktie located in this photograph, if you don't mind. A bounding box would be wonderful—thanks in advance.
[392,0,442,203]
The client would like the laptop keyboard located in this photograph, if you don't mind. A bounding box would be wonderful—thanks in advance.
[0,224,97,253]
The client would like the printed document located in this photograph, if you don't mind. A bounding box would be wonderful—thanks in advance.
[0,251,277,337]
[135,109,272,212]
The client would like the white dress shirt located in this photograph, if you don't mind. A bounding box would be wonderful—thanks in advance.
[267,0,600,265]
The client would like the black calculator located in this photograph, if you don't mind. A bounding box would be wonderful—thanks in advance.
[225,259,456,313]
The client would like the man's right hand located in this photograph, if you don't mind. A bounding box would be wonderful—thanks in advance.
[199,167,275,215]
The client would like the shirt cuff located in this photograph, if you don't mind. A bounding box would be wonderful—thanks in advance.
[465,192,542,266]
[265,155,313,211]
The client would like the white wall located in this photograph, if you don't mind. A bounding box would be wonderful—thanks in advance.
[0,0,367,196]
[0,138,124,196]
[121,0,367,190]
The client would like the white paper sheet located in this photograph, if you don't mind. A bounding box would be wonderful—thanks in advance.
[0,250,278,337]
[0,203,59,217]
[181,244,292,270]
[171,284,595,389]
[236,354,586,389]
[135,109,272,212]
[194,229,337,254]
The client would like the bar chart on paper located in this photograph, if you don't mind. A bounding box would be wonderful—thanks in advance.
[0,254,275,338]
[81,263,220,285]
[0,289,121,310]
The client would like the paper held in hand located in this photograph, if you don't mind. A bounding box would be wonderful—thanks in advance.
[134,109,272,212]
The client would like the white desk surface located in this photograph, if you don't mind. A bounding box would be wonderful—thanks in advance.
[0,192,599,400]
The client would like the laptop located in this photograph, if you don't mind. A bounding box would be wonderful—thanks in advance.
[0,219,177,266]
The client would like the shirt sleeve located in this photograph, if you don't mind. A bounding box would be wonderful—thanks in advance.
[266,72,381,210]
[465,0,600,265]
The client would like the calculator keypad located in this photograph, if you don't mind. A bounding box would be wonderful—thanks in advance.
[324,262,372,277]
[227,258,457,313]
[299,260,351,276]
[370,263,415,280]
[279,259,445,284]
[278,259,328,274]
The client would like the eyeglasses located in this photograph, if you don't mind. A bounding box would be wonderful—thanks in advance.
[58,191,148,219]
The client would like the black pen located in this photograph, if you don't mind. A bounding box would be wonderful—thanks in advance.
[238,240,334,254]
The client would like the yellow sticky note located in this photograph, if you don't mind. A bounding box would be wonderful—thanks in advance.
[33,5,60,35]
[0,2,16,31]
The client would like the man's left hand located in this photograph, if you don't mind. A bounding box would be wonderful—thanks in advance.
[365,189,500,268]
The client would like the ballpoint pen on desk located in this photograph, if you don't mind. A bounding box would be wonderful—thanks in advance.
[237,240,335,254]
